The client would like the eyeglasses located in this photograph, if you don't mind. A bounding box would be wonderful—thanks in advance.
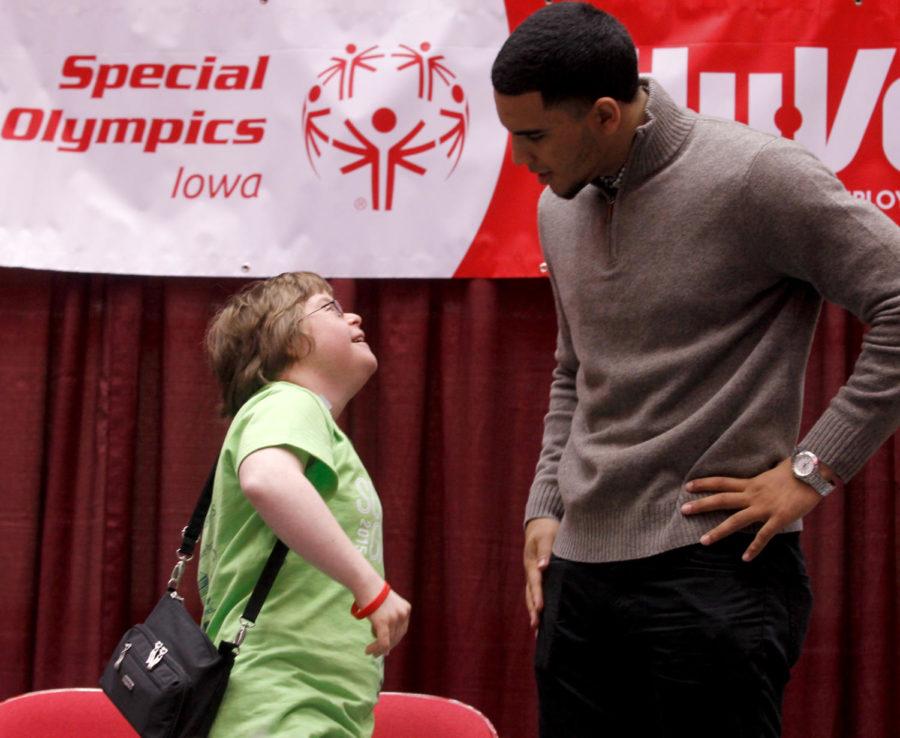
[299,298,344,321]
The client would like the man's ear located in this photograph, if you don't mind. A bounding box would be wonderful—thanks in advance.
[588,97,622,134]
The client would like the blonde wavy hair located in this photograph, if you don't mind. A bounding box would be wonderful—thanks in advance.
[206,271,333,416]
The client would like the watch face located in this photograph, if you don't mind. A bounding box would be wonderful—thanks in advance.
[793,453,817,477]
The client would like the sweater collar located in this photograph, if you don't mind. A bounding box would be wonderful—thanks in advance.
[620,77,696,189]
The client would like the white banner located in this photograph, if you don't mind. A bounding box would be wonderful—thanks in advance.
[0,0,509,277]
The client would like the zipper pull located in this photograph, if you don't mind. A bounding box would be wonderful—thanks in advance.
[113,642,132,670]
[145,641,168,670]
[606,199,615,223]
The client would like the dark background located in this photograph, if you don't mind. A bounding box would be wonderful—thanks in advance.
[0,266,896,737]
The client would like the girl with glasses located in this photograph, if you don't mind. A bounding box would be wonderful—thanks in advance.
[199,271,410,737]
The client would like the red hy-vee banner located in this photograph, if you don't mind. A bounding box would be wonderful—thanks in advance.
[455,0,900,277]
[0,0,896,278]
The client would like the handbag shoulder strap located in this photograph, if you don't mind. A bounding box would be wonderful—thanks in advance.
[177,462,218,559]
[239,539,289,625]
[171,460,289,642]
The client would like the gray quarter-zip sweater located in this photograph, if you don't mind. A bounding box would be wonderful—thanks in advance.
[528,78,900,563]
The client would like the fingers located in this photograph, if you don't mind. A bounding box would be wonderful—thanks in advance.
[697,508,761,546]
[681,491,746,515]
[686,476,745,493]
[685,459,826,559]
[365,621,391,657]
[525,568,543,630]
[682,477,748,516]
[523,518,560,630]
[525,549,548,620]
[364,591,411,657]
[741,519,781,562]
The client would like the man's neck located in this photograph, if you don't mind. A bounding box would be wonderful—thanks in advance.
[594,85,649,184]
[615,86,649,167]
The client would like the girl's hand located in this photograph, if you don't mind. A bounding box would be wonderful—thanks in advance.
[365,590,411,656]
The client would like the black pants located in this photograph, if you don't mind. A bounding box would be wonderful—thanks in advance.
[535,533,813,738]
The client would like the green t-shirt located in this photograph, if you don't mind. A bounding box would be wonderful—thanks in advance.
[198,381,385,738]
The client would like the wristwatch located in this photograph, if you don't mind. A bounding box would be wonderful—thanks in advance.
[791,448,835,496]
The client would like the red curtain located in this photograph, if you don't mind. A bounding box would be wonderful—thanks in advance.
[0,266,896,738]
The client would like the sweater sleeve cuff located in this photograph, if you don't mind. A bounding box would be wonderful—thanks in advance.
[799,408,882,483]
[524,481,565,526]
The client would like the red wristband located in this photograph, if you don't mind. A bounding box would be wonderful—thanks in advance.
[351,582,391,620]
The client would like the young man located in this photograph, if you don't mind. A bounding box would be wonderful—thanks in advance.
[492,4,900,737]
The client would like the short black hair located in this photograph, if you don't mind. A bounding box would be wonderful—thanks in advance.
[491,2,639,107]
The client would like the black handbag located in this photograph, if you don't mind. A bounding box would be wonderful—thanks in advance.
[100,463,288,738]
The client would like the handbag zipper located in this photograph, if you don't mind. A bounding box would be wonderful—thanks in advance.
[113,642,132,670]
[146,641,169,670]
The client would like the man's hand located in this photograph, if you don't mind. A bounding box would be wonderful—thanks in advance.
[524,517,560,630]
[681,457,834,561]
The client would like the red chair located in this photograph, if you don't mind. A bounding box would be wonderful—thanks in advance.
[373,691,499,737]
[0,687,499,737]
[0,688,137,737]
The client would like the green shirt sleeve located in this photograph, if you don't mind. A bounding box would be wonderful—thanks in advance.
[234,385,339,494]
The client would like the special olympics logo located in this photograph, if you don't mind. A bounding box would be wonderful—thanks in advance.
[301,42,469,211]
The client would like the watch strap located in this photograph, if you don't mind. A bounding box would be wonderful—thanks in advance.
[801,471,834,496]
